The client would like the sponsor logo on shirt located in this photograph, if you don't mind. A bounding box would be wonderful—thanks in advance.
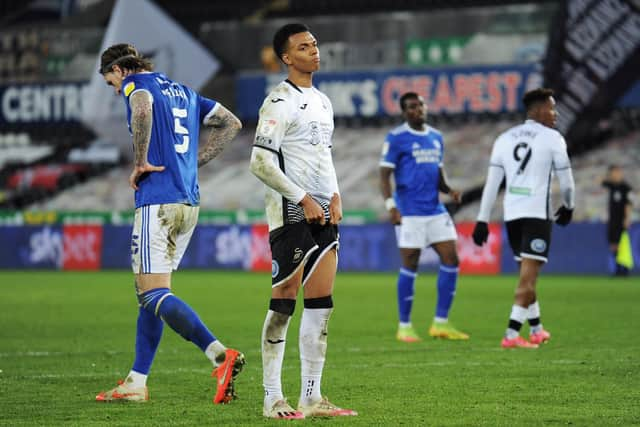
[411,142,440,163]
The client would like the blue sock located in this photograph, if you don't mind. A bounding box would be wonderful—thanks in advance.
[139,288,216,352]
[435,264,459,319]
[397,268,417,324]
[132,306,164,375]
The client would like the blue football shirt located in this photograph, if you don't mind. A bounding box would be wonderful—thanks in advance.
[380,123,446,216]
[121,72,217,208]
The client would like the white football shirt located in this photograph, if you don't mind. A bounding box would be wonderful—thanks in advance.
[478,119,574,221]
[253,80,339,230]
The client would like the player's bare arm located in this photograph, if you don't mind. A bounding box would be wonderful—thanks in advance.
[439,167,462,203]
[328,192,342,225]
[198,105,242,168]
[380,166,401,225]
[129,90,164,190]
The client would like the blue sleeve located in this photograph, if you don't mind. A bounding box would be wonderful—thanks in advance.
[380,133,399,168]
[439,134,445,163]
[122,75,152,103]
[198,95,218,122]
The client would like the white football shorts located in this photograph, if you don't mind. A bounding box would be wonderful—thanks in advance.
[396,213,457,249]
[131,203,199,274]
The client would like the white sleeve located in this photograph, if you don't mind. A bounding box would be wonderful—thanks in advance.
[253,98,289,152]
[477,165,505,222]
[249,96,306,203]
[555,168,575,209]
[552,134,575,209]
[249,146,307,204]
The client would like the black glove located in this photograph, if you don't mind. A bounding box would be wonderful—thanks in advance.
[555,206,573,226]
[472,221,489,246]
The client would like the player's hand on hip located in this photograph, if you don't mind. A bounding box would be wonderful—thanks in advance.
[554,206,573,226]
[329,192,342,225]
[129,162,165,190]
[472,221,489,246]
[390,207,402,225]
[450,189,462,204]
[299,194,325,225]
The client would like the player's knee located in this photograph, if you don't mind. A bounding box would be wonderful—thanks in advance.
[137,287,172,316]
[442,253,459,266]
[270,298,296,316]
[304,295,333,309]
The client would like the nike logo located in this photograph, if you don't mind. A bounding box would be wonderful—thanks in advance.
[300,103,308,109]
[267,339,285,344]
[271,98,285,103]
[218,366,229,386]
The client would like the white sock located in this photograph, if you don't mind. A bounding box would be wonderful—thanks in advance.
[126,370,147,388]
[527,301,540,319]
[299,307,332,407]
[505,305,528,339]
[205,339,227,366]
[399,321,412,328]
[528,301,543,334]
[434,316,448,324]
[262,310,291,409]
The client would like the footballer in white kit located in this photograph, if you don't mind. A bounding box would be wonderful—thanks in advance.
[473,88,575,349]
[249,23,357,420]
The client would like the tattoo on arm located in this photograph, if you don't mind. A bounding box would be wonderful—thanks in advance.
[129,92,153,167]
[198,105,242,168]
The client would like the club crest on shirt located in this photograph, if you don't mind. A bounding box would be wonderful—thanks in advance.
[309,121,320,145]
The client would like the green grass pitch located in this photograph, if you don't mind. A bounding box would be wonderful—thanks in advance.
[0,271,638,426]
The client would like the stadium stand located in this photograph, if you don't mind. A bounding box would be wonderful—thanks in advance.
[1,0,637,228]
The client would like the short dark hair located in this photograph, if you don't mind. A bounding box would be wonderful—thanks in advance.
[273,23,310,63]
[522,87,554,111]
[99,43,154,74]
[399,92,421,112]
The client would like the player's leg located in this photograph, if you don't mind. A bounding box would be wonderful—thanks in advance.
[394,217,424,342]
[262,222,315,419]
[502,219,550,348]
[519,219,553,345]
[296,224,356,417]
[430,238,468,340]
[97,206,168,402]
[396,248,421,341]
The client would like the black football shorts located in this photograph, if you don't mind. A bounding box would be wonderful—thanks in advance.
[269,221,339,287]
[505,218,552,263]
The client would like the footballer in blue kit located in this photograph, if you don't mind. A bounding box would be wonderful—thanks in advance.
[380,92,469,342]
[94,43,245,404]
[121,71,215,208]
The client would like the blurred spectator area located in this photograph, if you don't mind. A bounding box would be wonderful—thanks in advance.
[0,123,122,209]
[197,4,556,72]
[33,120,640,224]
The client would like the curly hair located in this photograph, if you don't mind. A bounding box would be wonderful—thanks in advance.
[99,43,154,74]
